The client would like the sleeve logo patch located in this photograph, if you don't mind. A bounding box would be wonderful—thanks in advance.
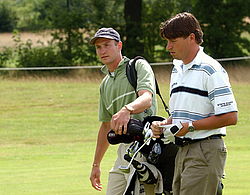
[217,101,233,108]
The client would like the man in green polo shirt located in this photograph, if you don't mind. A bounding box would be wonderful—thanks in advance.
[89,27,157,195]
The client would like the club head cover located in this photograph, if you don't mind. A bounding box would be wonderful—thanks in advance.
[107,118,144,145]
[127,118,144,136]
[107,130,134,144]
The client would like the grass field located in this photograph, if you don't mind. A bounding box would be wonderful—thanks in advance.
[0,69,250,194]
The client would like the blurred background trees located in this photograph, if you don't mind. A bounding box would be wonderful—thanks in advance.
[0,0,249,68]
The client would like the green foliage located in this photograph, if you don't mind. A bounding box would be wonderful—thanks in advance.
[0,0,249,68]
[33,0,103,64]
[35,0,128,65]
[0,2,17,32]
[11,31,71,69]
[17,45,71,68]
[141,0,179,62]
[179,0,250,58]
[11,0,43,31]
[0,48,13,68]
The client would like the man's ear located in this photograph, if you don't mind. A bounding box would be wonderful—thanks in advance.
[189,33,196,42]
[117,41,123,50]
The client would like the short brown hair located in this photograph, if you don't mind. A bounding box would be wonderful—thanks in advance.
[160,12,203,45]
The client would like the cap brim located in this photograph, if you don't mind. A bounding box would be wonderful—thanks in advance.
[89,35,119,45]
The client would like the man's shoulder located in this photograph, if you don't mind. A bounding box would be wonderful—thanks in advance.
[121,56,130,65]
[133,57,151,72]
[196,50,224,74]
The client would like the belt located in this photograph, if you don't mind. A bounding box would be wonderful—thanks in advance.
[175,134,223,147]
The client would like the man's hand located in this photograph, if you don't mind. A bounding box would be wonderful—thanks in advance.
[151,119,169,138]
[159,122,183,143]
[151,120,183,143]
[90,166,102,191]
[111,107,131,135]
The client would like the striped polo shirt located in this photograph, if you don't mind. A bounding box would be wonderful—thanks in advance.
[99,56,157,122]
[170,47,238,139]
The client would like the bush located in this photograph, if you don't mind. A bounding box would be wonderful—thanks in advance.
[0,48,13,68]
[11,31,71,69]
[16,44,71,68]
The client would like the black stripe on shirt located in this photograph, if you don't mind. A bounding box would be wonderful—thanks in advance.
[170,86,208,97]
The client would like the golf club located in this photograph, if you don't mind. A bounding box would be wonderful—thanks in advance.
[119,137,152,173]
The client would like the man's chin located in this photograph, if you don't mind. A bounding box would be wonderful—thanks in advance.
[100,58,109,64]
[170,54,180,60]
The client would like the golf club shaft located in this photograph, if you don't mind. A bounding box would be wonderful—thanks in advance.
[127,137,152,168]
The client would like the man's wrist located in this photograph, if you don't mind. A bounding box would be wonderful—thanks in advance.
[124,105,134,114]
[92,163,100,168]
[188,122,195,132]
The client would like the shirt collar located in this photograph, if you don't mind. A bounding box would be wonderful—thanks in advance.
[101,56,130,77]
[173,46,204,71]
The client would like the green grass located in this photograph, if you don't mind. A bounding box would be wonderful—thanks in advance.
[0,77,249,195]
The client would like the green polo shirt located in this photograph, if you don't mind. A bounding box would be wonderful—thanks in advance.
[99,56,157,122]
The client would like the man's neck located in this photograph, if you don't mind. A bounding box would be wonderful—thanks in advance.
[107,56,123,72]
[183,45,200,65]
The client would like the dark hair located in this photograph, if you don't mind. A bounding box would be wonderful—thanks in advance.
[160,12,203,45]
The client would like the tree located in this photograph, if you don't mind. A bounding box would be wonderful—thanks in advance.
[122,0,179,62]
[180,0,250,58]
[1,0,249,68]
[35,0,97,64]
[124,0,143,58]
[141,0,178,62]
[0,2,17,32]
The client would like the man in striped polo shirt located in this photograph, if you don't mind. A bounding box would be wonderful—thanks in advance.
[152,12,238,195]
[89,27,158,194]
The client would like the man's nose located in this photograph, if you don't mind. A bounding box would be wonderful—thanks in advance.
[99,47,106,55]
[166,42,172,50]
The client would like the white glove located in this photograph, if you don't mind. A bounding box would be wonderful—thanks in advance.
[159,122,183,143]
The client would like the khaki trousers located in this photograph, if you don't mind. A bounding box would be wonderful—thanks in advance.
[106,143,155,195]
[173,138,227,195]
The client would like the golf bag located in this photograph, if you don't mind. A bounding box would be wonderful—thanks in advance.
[107,116,178,194]
[107,116,224,195]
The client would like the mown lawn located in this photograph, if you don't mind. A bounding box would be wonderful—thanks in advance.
[0,77,249,195]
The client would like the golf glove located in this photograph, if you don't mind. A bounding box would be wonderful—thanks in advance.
[160,122,183,143]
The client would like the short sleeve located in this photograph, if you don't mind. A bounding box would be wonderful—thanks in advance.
[207,70,238,115]
[135,59,156,95]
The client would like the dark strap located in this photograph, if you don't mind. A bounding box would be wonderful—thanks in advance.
[154,79,170,116]
[126,56,170,116]
[126,56,143,91]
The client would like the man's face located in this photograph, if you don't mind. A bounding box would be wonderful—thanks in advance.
[95,38,122,65]
[165,34,196,64]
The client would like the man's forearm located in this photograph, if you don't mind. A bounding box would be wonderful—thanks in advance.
[111,90,153,134]
[92,122,110,166]
[177,111,238,136]
[125,90,152,114]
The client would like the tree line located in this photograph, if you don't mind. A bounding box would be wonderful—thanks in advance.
[0,0,249,69]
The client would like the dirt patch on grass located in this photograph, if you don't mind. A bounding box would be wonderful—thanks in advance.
[0,31,53,48]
